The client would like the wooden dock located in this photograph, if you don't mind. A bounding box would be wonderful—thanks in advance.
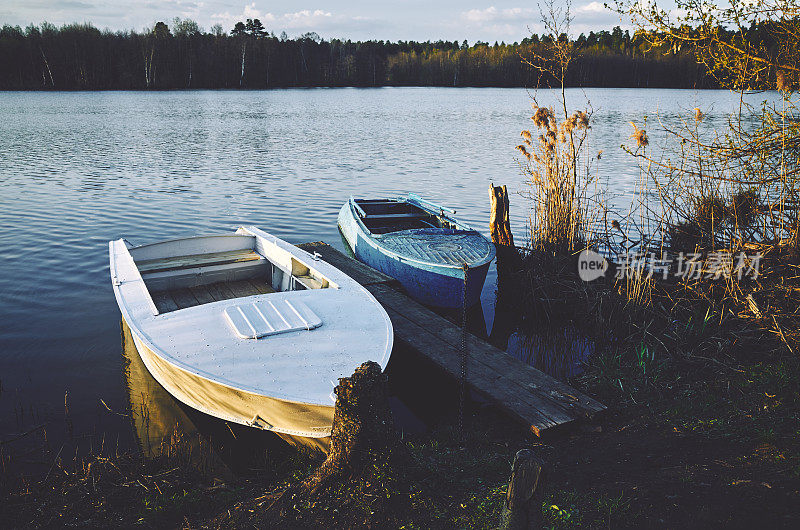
[298,242,606,436]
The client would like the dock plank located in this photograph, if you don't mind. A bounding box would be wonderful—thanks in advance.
[368,283,605,418]
[297,241,400,288]
[299,242,606,435]
[383,305,570,433]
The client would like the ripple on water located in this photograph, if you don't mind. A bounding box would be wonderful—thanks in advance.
[0,87,780,466]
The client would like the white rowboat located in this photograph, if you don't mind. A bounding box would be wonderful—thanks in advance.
[109,226,393,438]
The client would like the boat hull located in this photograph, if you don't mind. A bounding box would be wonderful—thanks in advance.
[110,226,392,439]
[125,318,335,438]
[339,203,490,309]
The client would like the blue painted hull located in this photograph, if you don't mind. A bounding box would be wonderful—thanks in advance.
[338,202,492,309]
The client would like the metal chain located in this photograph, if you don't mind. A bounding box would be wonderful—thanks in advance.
[458,263,469,440]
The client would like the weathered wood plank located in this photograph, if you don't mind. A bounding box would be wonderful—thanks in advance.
[247,278,276,294]
[382,305,572,433]
[151,291,179,313]
[153,279,273,314]
[227,280,259,298]
[138,249,263,274]
[189,285,217,305]
[171,288,199,309]
[297,241,400,287]
[368,283,606,417]
[205,282,237,302]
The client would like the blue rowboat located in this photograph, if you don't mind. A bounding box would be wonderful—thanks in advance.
[338,194,495,309]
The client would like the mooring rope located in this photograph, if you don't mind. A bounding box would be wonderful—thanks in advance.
[459,263,469,441]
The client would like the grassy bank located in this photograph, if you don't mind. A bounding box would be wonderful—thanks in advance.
[514,252,800,528]
[0,406,522,528]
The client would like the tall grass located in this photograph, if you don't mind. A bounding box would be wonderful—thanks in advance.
[507,1,800,386]
[517,106,595,254]
[514,0,604,257]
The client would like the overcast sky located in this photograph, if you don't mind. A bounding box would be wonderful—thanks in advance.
[0,1,629,42]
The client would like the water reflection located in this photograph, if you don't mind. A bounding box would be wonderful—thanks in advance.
[124,322,205,459]
[506,328,594,380]
[2,88,772,471]
[490,263,594,381]
[122,321,326,477]
[122,320,436,471]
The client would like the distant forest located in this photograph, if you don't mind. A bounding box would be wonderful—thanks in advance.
[0,18,717,90]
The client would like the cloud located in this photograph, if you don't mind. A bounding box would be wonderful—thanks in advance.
[53,1,95,9]
[283,9,334,29]
[210,3,367,36]
[456,3,624,39]
[462,6,535,24]
[457,6,538,39]
[576,1,607,14]
[572,1,624,32]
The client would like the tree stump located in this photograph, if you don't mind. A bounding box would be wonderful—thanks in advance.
[490,184,515,248]
[488,184,524,349]
[489,184,522,271]
[302,361,394,493]
[499,449,544,530]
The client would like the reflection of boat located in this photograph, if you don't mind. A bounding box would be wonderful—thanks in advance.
[338,194,495,309]
[123,320,329,465]
[110,226,393,439]
[122,320,217,461]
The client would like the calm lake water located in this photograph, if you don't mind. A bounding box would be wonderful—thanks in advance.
[0,87,775,471]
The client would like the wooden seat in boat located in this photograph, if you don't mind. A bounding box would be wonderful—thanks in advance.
[361,212,431,220]
[137,249,264,275]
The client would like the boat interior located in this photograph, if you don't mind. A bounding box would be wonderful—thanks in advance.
[354,199,456,235]
[128,235,332,315]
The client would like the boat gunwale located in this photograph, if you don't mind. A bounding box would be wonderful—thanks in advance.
[346,197,496,271]
[127,233,255,253]
[110,240,159,316]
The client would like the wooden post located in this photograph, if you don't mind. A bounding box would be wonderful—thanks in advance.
[489,184,523,349]
[489,184,522,272]
[499,449,544,529]
[490,184,515,248]
[302,361,393,493]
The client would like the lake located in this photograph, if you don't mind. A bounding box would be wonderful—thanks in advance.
[0,87,773,470]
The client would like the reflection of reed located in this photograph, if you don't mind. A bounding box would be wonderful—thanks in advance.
[490,246,595,381]
[507,327,594,381]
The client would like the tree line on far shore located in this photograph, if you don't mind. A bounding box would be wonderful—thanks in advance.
[0,18,717,90]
